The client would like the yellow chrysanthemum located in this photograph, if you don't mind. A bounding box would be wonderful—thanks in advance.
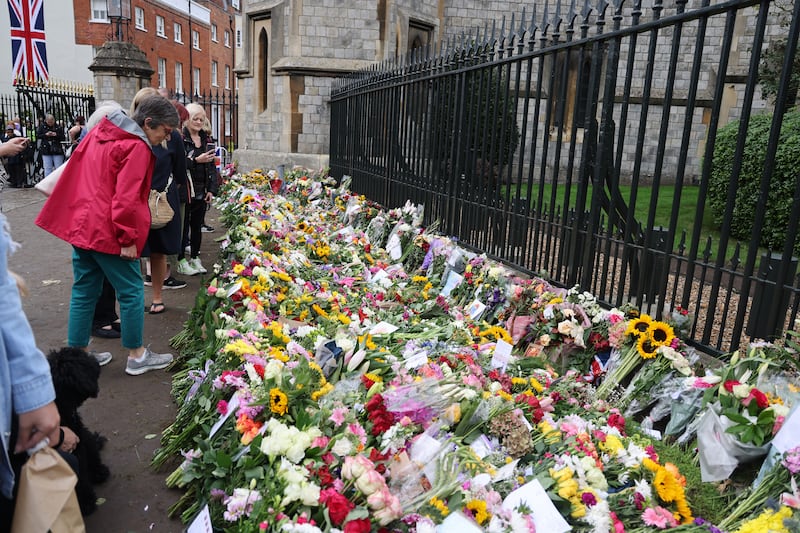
[223,339,257,359]
[312,304,329,318]
[233,264,246,275]
[411,275,428,283]
[269,388,288,416]
[529,377,544,393]
[429,496,449,517]
[311,382,334,401]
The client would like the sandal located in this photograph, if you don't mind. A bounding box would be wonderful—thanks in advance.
[149,302,166,315]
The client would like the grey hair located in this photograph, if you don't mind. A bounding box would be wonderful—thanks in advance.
[86,101,123,130]
[130,96,180,129]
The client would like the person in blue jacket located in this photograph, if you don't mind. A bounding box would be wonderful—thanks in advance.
[0,209,61,531]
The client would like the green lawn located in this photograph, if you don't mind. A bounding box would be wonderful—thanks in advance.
[503,182,754,262]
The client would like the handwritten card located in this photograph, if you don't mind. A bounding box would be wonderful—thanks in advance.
[369,321,399,335]
[491,339,514,370]
[466,299,487,320]
[439,271,463,297]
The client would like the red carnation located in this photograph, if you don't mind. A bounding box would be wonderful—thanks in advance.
[344,518,371,533]
[608,413,626,434]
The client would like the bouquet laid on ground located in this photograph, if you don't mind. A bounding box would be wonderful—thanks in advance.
[155,167,800,533]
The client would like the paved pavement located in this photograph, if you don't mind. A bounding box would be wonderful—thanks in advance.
[3,186,220,532]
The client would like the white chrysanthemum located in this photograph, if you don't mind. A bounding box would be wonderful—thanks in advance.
[634,478,653,501]
[583,499,611,533]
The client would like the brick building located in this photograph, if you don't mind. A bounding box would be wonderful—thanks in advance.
[73,0,239,97]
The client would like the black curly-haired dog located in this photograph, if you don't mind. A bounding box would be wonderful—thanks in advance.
[47,347,110,516]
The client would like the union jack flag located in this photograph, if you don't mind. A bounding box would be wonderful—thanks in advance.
[8,0,48,83]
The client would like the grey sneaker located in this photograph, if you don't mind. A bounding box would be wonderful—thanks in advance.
[90,351,113,367]
[125,347,174,375]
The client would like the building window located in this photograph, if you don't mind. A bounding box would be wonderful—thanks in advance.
[192,30,200,50]
[156,16,165,37]
[225,109,232,136]
[175,62,183,94]
[224,30,231,47]
[90,0,107,21]
[231,0,240,9]
[158,58,167,88]
[236,29,242,49]
[193,68,201,95]
[224,65,231,89]
[258,27,268,112]
[211,61,218,87]
[134,7,145,30]
[211,24,218,42]
[174,23,182,43]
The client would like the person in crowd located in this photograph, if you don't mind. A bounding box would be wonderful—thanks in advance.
[35,114,66,177]
[1,126,27,188]
[200,117,216,234]
[130,88,188,314]
[0,181,61,529]
[34,96,179,376]
[177,103,218,276]
[92,277,120,339]
[67,115,88,154]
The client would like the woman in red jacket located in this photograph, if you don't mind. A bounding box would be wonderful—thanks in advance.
[35,96,180,376]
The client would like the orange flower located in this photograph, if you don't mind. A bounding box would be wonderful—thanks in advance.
[235,413,263,445]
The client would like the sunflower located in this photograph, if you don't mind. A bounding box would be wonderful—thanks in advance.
[648,321,675,347]
[465,499,490,525]
[636,335,659,359]
[625,313,653,337]
[269,387,289,416]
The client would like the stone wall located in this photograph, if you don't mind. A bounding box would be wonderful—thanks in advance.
[235,0,789,177]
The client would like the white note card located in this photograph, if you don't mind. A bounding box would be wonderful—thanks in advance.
[772,406,800,453]
[436,511,484,533]
[502,479,572,533]
[186,504,214,533]
[209,391,240,439]
[491,339,514,370]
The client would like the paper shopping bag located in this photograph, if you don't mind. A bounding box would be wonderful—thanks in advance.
[11,446,85,533]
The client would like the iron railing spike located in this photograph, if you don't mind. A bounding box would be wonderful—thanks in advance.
[531,5,538,32]
[519,6,527,34]
[581,0,592,20]
[509,13,516,44]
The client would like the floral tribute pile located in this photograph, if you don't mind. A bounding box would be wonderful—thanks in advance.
[156,168,800,533]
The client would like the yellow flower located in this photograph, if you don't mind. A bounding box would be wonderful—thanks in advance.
[269,388,288,416]
[311,382,334,401]
[411,275,428,283]
[223,339,257,359]
[311,304,329,318]
[429,496,449,517]
[599,434,625,455]
[637,335,659,359]
[465,500,490,525]
[626,314,653,337]
[529,377,544,393]
[233,264,246,275]
[648,321,675,347]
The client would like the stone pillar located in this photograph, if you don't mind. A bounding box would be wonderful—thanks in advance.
[88,41,154,108]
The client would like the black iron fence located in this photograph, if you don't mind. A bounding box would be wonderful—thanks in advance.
[1,79,96,183]
[330,0,800,356]
[173,89,238,160]
[1,78,96,141]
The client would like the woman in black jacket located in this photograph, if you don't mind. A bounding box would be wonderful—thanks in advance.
[35,114,65,177]
[177,103,218,276]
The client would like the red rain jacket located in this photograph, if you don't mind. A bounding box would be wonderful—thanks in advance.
[35,112,155,256]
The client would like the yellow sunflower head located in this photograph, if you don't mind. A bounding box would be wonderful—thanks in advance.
[648,321,675,347]
[269,387,289,416]
[636,335,659,359]
[626,314,653,337]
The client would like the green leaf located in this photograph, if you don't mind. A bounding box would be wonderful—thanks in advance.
[723,412,751,425]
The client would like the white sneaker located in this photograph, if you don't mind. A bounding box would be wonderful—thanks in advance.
[125,347,174,375]
[190,257,207,274]
[176,258,199,276]
[89,350,113,367]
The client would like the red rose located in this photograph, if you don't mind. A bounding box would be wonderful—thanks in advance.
[343,518,371,533]
[320,488,354,525]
